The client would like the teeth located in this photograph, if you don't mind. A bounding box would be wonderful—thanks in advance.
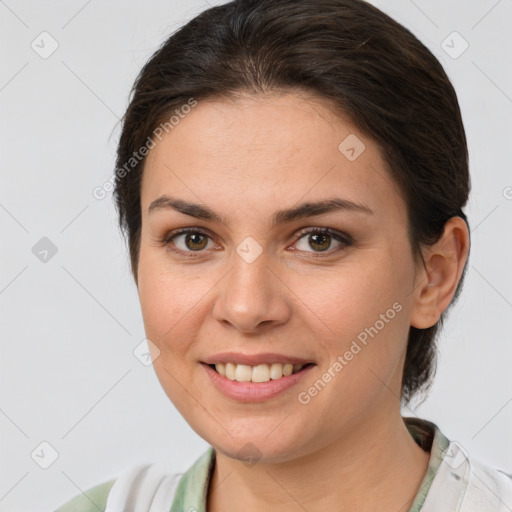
[270,363,284,379]
[214,362,306,382]
[235,364,252,382]
[225,363,236,380]
[216,363,226,377]
[252,364,270,383]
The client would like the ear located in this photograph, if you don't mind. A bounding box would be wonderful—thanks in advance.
[410,216,470,329]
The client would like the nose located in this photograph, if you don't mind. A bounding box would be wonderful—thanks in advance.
[212,251,291,333]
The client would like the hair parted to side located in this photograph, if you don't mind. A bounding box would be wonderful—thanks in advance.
[113,0,471,405]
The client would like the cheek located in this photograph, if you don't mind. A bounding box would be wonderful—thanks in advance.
[294,250,407,336]
[137,251,205,410]
[291,248,411,393]
[137,249,201,350]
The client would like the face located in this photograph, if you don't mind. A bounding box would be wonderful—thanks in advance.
[137,92,424,463]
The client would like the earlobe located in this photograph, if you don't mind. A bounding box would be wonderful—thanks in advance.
[410,216,470,329]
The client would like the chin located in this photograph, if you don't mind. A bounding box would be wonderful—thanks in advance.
[198,421,312,465]
[214,440,302,466]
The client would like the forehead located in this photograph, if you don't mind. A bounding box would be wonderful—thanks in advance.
[140,92,405,222]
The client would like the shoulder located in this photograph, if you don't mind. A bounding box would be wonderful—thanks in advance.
[463,456,512,510]
[51,448,214,511]
[51,458,192,512]
[416,421,512,512]
[53,478,116,512]
[432,439,512,511]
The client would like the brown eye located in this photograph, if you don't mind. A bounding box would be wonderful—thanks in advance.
[293,228,353,255]
[163,229,214,254]
[182,232,209,251]
[306,232,331,252]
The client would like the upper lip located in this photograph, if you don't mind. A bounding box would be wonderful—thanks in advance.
[202,352,315,366]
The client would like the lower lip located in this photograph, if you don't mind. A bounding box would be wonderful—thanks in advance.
[200,363,315,402]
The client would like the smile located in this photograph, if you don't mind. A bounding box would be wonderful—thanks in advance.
[210,362,312,382]
[201,362,316,402]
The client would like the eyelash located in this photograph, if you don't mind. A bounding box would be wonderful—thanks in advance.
[157,227,353,259]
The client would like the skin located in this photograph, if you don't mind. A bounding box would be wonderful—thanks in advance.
[136,91,470,512]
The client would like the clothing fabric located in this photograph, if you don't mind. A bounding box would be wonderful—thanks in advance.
[53,417,512,512]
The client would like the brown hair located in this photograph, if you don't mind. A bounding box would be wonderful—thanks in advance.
[113,0,471,404]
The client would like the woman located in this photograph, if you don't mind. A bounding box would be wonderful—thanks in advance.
[55,0,512,510]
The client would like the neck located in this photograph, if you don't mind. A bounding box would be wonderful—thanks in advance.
[207,410,430,512]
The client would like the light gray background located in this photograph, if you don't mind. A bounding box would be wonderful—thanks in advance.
[1,1,511,510]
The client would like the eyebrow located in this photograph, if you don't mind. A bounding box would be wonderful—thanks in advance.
[148,195,373,228]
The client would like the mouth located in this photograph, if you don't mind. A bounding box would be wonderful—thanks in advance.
[200,360,316,402]
[203,362,316,383]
